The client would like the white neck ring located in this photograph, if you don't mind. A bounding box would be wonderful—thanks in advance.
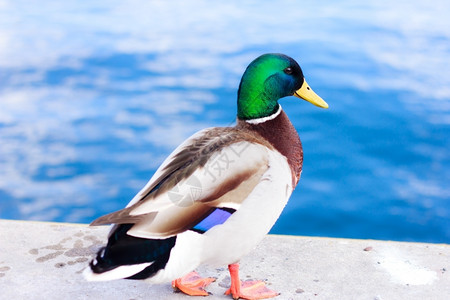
[245,105,282,125]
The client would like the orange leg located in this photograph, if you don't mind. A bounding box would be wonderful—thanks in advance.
[224,263,279,300]
[172,271,216,296]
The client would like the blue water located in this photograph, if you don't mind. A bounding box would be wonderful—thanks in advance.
[1,1,449,243]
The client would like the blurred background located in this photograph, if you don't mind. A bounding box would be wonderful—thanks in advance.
[1,0,449,243]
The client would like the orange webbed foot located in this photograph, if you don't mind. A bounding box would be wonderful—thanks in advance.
[224,263,279,300]
[225,280,279,300]
[172,271,216,296]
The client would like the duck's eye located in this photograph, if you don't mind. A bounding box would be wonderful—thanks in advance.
[284,67,293,75]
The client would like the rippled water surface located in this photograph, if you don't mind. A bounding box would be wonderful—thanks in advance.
[1,1,449,243]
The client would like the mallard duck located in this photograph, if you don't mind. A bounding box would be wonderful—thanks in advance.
[84,53,328,300]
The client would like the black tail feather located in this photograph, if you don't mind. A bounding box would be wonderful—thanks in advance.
[90,224,176,279]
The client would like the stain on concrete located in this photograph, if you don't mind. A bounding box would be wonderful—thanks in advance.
[0,265,11,278]
[55,262,66,268]
[218,276,231,288]
[73,239,83,248]
[29,249,39,255]
[36,251,64,262]
[83,235,99,242]
[29,230,103,269]
[64,246,95,257]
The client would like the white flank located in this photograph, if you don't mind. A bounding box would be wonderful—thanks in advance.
[201,148,292,266]
[245,104,282,124]
[83,262,153,281]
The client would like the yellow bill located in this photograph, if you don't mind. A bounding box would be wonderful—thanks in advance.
[293,79,329,109]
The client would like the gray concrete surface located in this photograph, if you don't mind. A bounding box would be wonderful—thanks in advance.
[0,219,449,300]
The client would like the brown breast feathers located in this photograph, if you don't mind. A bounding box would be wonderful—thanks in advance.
[236,110,303,187]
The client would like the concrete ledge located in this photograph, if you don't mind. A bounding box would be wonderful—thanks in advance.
[0,219,449,299]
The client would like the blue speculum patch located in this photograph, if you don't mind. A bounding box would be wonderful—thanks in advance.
[191,208,236,234]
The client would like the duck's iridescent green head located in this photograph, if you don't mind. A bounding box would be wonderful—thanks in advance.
[237,53,328,120]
